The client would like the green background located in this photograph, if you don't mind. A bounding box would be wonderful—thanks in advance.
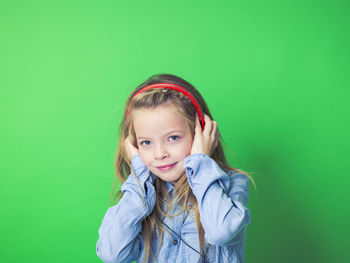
[1,0,349,262]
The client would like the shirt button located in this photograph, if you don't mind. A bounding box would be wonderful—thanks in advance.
[172,239,178,245]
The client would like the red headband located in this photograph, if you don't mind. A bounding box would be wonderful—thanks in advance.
[127,83,205,130]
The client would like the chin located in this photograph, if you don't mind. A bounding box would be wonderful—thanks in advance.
[157,174,181,183]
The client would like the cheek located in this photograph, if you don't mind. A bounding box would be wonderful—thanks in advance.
[186,136,194,151]
[178,141,193,157]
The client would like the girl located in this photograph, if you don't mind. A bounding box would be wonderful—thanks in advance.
[96,74,253,263]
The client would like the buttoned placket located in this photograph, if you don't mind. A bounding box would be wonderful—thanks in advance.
[162,181,194,252]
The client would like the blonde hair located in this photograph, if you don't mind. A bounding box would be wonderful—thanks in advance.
[110,74,256,262]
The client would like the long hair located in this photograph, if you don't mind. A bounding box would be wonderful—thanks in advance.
[110,73,255,262]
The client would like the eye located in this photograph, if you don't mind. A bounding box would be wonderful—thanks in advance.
[140,140,151,146]
[169,135,180,142]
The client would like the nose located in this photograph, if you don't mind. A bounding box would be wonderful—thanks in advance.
[154,143,169,160]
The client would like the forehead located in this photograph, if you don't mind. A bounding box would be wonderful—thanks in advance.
[132,104,189,135]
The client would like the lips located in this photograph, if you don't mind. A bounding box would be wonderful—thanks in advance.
[156,162,177,171]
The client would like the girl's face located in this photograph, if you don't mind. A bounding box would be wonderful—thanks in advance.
[132,102,193,186]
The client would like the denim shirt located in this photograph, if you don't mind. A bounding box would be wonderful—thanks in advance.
[96,153,250,263]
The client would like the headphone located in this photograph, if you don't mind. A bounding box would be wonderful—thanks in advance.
[127,83,205,131]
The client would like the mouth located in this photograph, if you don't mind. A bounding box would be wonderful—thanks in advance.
[156,162,177,172]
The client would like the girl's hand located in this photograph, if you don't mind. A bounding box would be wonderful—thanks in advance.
[191,113,220,156]
[125,134,139,162]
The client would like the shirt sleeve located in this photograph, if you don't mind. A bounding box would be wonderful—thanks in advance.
[183,153,251,246]
[96,154,156,263]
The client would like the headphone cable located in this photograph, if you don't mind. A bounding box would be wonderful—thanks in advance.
[155,213,206,260]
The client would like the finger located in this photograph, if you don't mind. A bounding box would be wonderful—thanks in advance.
[211,127,220,155]
[210,121,218,142]
[126,127,132,143]
[210,121,217,150]
[125,135,130,146]
[214,128,220,148]
[203,114,213,137]
[194,113,202,135]
[125,135,132,148]
[129,128,138,147]
[131,134,136,147]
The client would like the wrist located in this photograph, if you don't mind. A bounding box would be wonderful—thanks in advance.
[130,154,145,172]
[191,150,210,155]
[184,153,210,163]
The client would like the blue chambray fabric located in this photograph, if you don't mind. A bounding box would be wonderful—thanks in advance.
[96,153,250,263]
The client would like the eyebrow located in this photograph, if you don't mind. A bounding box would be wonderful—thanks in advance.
[137,129,185,140]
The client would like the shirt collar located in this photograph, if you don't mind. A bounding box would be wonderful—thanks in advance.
[150,172,175,194]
